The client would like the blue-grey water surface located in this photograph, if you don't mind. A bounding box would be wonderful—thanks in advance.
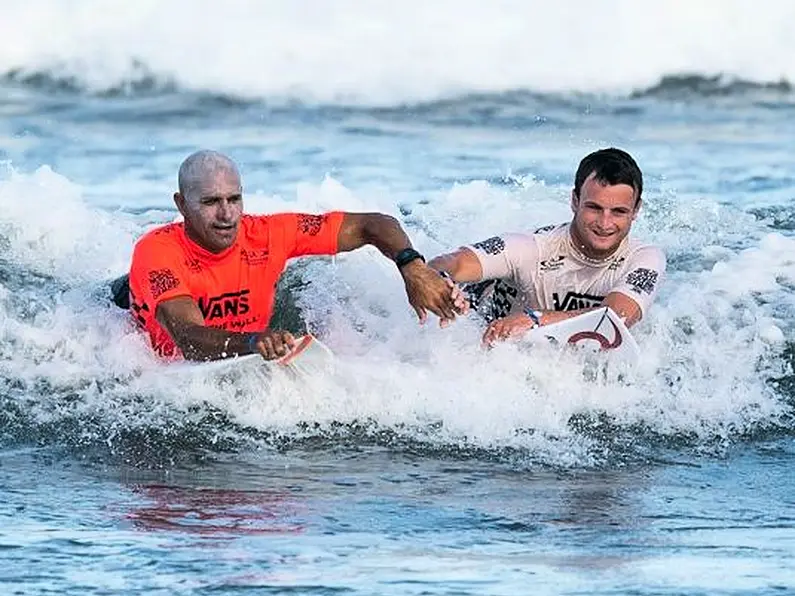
[2,5,795,593]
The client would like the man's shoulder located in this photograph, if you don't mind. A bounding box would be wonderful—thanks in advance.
[241,213,273,223]
[626,237,665,257]
[134,222,184,251]
[532,223,567,236]
[527,223,568,251]
[239,212,291,234]
[243,211,338,231]
[529,223,568,249]
[242,211,345,250]
[469,226,547,250]
[236,213,284,246]
[624,237,667,269]
[467,231,542,269]
[129,223,186,287]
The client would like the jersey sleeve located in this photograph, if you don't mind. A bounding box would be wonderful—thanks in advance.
[273,212,345,259]
[464,233,540,283]
[610,246,666,317]
[129,234,191,312]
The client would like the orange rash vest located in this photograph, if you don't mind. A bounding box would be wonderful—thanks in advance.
[129,212,344,359]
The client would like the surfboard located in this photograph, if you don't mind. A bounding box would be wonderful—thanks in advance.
[187,334,335,380]
[524,307,640,363]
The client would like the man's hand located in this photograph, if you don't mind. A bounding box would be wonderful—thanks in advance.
[439,270,470,327]
[251,330,297,360]
[400,260,461,326]
[482,312,536,347]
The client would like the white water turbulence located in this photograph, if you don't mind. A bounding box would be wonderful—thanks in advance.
[0,0,793,103]
[1,165,791,467]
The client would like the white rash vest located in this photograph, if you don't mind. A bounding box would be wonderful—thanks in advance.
[462,224,666,321]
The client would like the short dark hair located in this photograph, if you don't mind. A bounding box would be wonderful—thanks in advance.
[573,148,643,202]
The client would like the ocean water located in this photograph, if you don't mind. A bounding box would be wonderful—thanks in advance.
[2,1,795,593]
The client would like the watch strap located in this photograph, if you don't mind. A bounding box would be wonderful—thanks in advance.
[394,247,425,269]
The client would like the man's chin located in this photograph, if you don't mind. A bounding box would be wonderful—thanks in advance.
[214,227,238,240]
[216,241,235,251]
[206,233,238,252]
[586,236,620,255]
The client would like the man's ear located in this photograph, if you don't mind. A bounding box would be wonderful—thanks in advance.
[570,189,579,213]
[633,198,643,220]
[174,192,187,218]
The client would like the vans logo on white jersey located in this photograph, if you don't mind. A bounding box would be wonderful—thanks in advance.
[553,291,604,311]
[540,256,565,272]
[608,256,626,271]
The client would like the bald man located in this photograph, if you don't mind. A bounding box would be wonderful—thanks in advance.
[121,150,460,362]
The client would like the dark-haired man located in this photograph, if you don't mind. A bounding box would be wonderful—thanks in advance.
[428,148,666,345]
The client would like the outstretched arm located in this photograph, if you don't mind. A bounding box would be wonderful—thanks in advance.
[602,292,642,327]
[427,247,484,283]
[481,292,643,346]
[156,297,296,361]
[335,212,421,257]
[336,213,460,324]
[480,242,663,346]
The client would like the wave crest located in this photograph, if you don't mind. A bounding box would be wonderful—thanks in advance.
[2,60,176,97]
[2,0,795,105]
[3,65,793,109]
[632,74,793,99]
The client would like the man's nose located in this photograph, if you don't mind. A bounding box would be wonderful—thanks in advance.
[217,199,233,219]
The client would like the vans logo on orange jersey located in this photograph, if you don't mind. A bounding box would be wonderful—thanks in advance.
[184,257,202,273]
[199,289,251,320]
[240,248,269,265]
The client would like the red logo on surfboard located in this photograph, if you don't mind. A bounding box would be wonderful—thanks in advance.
[566,317,623,350]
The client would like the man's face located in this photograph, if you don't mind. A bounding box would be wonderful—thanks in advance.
[176,170,243,253]
[570,172,640,258]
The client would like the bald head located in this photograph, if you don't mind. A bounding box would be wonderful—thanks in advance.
[174,150,245,252]
[177,150,241,202]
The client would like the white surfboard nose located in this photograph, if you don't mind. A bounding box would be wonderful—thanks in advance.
[524,306,640,364]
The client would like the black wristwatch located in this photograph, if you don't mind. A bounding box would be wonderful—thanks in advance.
[394,247,425,269]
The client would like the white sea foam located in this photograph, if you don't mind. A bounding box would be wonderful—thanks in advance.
[0,166,787,464]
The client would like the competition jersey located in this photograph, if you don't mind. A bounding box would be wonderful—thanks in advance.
[463,223,666,321]
[129,212,344,358]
